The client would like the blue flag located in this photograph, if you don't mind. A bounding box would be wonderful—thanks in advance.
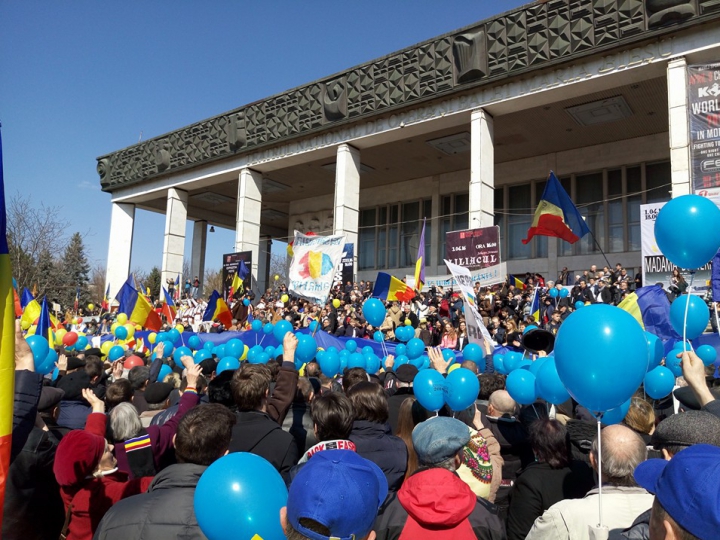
[712,249,720,301]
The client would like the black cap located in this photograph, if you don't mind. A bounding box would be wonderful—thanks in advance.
[144,382,174,404]
[673,386,720,411]
[38,386,65,412]
[396,364,419,383]
[67,357,86,371]
[57,371,92,401]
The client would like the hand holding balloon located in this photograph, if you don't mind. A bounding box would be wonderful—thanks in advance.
[681,349,715,407]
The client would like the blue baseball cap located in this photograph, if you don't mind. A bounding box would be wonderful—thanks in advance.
[634,444,720,540]
[287,450,388,540]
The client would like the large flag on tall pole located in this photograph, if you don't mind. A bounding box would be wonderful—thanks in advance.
[0,123,16,526]
[101,283,110,312]
[414,217,426,291]
[230,259,250,300]
[523,171,590,244]
[116,275,162,331]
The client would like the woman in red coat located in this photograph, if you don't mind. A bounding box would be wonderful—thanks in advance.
[53,389,153,540]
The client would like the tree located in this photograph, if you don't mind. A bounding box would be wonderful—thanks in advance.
[268,253,289,291]
[89,264,107,304]
[35,248,62,301]
[59,233,91,310]
[203,269,223,298]
[146,267,162,301]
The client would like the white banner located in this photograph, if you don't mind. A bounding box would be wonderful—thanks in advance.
[641,203,711,293]
[406,262,507,291]
[289,232,346,304]
[444,259,492,346]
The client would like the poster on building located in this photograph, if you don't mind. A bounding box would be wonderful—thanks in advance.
[688,64,720,198]
[332,243,354,289]
[641,203,710,294]
[406,262,507,291]
[289,232,346,304]
[445,226,500,270]
[222,251,252,301]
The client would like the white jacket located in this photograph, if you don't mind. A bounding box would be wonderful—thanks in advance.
[525,486,653,540]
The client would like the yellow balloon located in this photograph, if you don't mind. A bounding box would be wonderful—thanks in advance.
[55,328,67,344]
[110,322,119,334]
[448,363,461,374]
[101,341,113,354]
[117,313,128,325]
[240,344,249,361]
[404,319,412,326]
[148,332,157,344]
[175,324,184,333]
[87,303,95,311]
[332,299,341,309]
[125,324,135,339]
[71,318,78,325]
[77,332,85,337]
[274,274,279,281]
[21,320,31,330]
[281,294,289,303]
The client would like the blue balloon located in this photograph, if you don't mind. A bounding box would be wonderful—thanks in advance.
[528,356,548,377]
[666,353,683,377]
[602,398,631,425]
[644,366,676,399]
[655,194,720,269]
[319,352,341,376]
[274,345,283,359]
[697,344,718,366]
[194,349,212,364]
[575,301,585,310]
[194,452,287,540]
[173,346,192,364]
[247,345,264,363]
[419,356,431,371]
[75,336,88,350]
[394,355,409,367]
[414,369,446,411]
[52,366,59,381]
[156,332,168,344]
[114,326,128,340]
[396,326,412,343]
[226,339,245,359]
[363,298,386,327]
[535,358,570,404]
[365,353,381,374]
[217,356,240,375]
[188,335,202,350]
[362,346,374,356]
[549,288,558,298]
[506,369,537,405]
[108,345,125,362]
[213,344,226,359]
[264,346,275,358]
[339,349,350,358]
[374,331,384,343]
[463,343,482,363]
[441,349,456,363]
[670,295,709,341]
[504,351,523,372]
[444,367,480,411]
[167,328,181,345]
[158,364,172,382]
[409,354,425,369]
[296,335,318,363]
[251,320,263,332]
[308,320,318,332]
[243,298,250,306]
[493,354,506,374]
[273,320,293,342]
[161,341,175,357]
[559,288,569,298]
[204,341,215,352]
[348,352,365,369]
[555,304,647,412]
[345,339,358,353]
[36,348,58,376]
[406,338,425,359]
[395,344,407,357]
[263,323,274,335]
[645,332,663,371]
[26,335,50,364]
[256,352,270,365]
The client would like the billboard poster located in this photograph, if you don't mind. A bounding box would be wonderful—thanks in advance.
[332,243,354,289]
[445,226,500,270]
[222,251,252,301]
[641,203,710,294]
[288,232,346,304]
[688,64,720,197]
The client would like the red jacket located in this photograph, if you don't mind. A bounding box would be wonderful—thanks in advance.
[58,413,153,540]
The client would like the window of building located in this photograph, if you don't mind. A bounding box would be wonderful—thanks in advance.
[627,166,642,252]
[607,169,624,253]
[646,161,671,204]
[438,193,469,262]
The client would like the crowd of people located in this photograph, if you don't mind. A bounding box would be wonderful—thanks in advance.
[7,262,720,540]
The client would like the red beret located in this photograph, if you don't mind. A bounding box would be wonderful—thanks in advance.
[53,430,105,487]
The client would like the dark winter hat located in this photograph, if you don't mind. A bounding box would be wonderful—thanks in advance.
[53,430,105,486]
[395,364,419,383]
[67,357,86,371]
[38,386,65,412]
[412,416,470,465]
[144,382,174,404]
[651,410,720,450]
[57,371,92,401]
[673,386,720,411]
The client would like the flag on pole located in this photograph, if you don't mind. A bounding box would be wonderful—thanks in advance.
[509,275,525,290]
[162,287,177,323]
[0,123,16,526]
[414,217,426,291]
[20,288,33,310]
[202,290,233,328]
[373,273,416,303]
[174,274,181,300]
[36,297,53,343]
[523,171,590,244]
[73,287,79,313]
[101,283,110,312]
[20,297,41,330]
[530,286,541,323]
[116,276,162,331]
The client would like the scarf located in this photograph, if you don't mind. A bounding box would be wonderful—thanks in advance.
[124,429,156,478]
[298,439,356,464]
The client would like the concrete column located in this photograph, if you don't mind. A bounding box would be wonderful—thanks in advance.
[430,178,441,272]
[191,220,207,289]
[235,168,263,288]
[161,188,188,294]
[469,108,495,227]
[334,144,360,276]
[105,202,135,299]
[668,57,691,198]
[257,238,270,296]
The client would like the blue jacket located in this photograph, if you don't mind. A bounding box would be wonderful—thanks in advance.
[349,420,407,492]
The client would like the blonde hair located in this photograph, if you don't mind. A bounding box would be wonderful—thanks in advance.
[624,397,655,435]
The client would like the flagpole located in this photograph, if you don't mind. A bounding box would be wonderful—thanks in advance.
[588,229,612,270]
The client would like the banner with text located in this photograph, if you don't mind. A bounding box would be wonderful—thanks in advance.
[407,262,507,292]
[641,202,710,294]
[444,260,492,346]
[289,232,346,304]
[445,226,501,270]
[688,64,720,198]
[332,243,354,289]
[222,251,252,301]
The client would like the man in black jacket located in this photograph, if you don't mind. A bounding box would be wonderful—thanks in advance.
[227,332,300,483]
[94,404,236,540]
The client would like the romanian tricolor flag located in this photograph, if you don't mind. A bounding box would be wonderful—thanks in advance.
[231,259,250,299]
[373,273,415,303]
[509,275,525,289]
[618,285,679,344]
[0,124,16,525]
[36,296,54,343]
[117,276,162,331]
[530,287,541,323]
[101,283,110,312]
[523,171,590,245]
[202,290,233,328]
[162,286,176,323]
[20,296,41,330]
[414,218,426,291]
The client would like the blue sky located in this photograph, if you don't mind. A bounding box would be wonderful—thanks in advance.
[0,0,527,273]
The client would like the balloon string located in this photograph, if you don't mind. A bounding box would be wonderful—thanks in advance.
[682,272,696,353]
[596,415,603,528]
